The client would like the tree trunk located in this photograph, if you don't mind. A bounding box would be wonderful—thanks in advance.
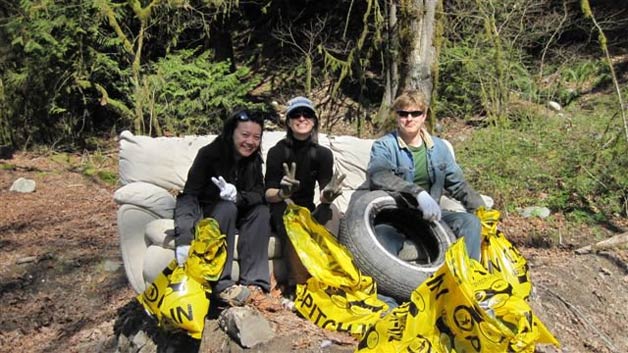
[377,1,399,125]
[0,79,12,146]
[399,0,438,103]
[209,19,236,72]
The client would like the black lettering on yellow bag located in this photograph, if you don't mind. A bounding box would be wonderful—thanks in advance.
[137,218,227,339]
[356,240,560,352]
[284,204,389,337]
[137,260,210,339]
[477,208,532,300]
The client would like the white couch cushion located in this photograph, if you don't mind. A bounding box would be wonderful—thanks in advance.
[322,135,374,211]
[145,218,176,249]
[114,182,176,219]
[143,245,175,288]
[119,130,213,191]
[118,130,372,213]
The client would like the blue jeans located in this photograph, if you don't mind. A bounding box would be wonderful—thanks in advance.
[374,211,481,261]
[374,223,406,254]
[441,210,481,261]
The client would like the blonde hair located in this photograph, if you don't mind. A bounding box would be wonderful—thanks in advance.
[392,90,428,112]
[380,89,430,134]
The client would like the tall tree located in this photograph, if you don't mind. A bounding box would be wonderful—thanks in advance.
[398,0,439,102]
[378,0,440,128]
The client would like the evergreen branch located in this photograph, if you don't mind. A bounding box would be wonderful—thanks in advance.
[94,0,133,54]
[76,79,133,120]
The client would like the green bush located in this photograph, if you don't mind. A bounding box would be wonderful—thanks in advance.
[456,95,628,222]
[437,42,485,119]
[437,34,540,123]
[145,49,264,135]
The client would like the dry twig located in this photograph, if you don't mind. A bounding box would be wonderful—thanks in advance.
[536,283,619,353]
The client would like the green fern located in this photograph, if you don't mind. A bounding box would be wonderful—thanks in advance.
[144,48,263,135]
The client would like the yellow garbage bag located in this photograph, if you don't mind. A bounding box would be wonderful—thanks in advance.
[137,260,210,339]
[284,204,389,337]
[137,218,227,339]
[186,218,228,283]
[477,208,532,300]
[356,240,560,353]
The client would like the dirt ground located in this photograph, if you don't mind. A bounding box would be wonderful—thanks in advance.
[1,150,627,353]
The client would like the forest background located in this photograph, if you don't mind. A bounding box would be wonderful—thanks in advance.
[1,1,628,352]
[1,0,627,267]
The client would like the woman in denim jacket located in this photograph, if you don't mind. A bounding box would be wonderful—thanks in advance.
[367,90,485,260]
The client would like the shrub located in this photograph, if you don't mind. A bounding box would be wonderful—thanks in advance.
[144,49,264,135]
[456,95,627,222]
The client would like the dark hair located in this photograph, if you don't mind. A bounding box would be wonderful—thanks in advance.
[220,109,266,157]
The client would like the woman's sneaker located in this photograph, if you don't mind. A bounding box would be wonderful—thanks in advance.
[217,284,250,306]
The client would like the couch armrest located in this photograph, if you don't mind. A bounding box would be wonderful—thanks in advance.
[114,181,175,219]
[117,204,162,293]
[440,194,495,212]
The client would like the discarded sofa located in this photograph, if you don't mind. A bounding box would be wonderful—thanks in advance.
[114,130,491,299]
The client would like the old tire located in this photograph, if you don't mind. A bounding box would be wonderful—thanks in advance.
[339,190,456,302]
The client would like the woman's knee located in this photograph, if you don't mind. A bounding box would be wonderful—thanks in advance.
[241,204,270,234]
[209,200,238,221]
[249,204,270,222]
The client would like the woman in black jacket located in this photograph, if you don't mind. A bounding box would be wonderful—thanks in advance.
[174,109,270,306]
[264,97,345,291]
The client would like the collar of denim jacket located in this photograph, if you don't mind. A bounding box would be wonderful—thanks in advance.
[395,128,434,150]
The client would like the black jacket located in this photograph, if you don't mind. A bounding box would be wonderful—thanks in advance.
[174,136,265,245]
[264,138,333,210]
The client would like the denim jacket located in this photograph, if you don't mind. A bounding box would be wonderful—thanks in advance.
[367,129,485,211]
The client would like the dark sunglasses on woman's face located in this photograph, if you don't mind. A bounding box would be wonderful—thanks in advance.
[396,110,424,118]
[288,109,314,120]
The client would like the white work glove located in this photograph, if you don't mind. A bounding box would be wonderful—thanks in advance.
[321,169,346,204]
[175,245,190,266]
[211,176,237,202]
[416,191,441,222]
[278,162,300,199]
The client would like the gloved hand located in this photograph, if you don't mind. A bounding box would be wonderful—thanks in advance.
[416,191,441,222]
[211,176,237,202]
[279,162,300,199]
[175,245,191,266]
[321,169,346,204]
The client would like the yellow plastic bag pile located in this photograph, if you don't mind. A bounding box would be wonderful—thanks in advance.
[137,218,227,339]
[477,207,532,300]
[355,208,560,353]
[284,204,389,337]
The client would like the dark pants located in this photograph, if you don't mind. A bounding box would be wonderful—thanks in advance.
[203,200,271,293]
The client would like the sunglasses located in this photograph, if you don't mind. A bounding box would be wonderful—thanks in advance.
[396,110,424,118]
[288,109,315,120]
[233,110,265,124]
